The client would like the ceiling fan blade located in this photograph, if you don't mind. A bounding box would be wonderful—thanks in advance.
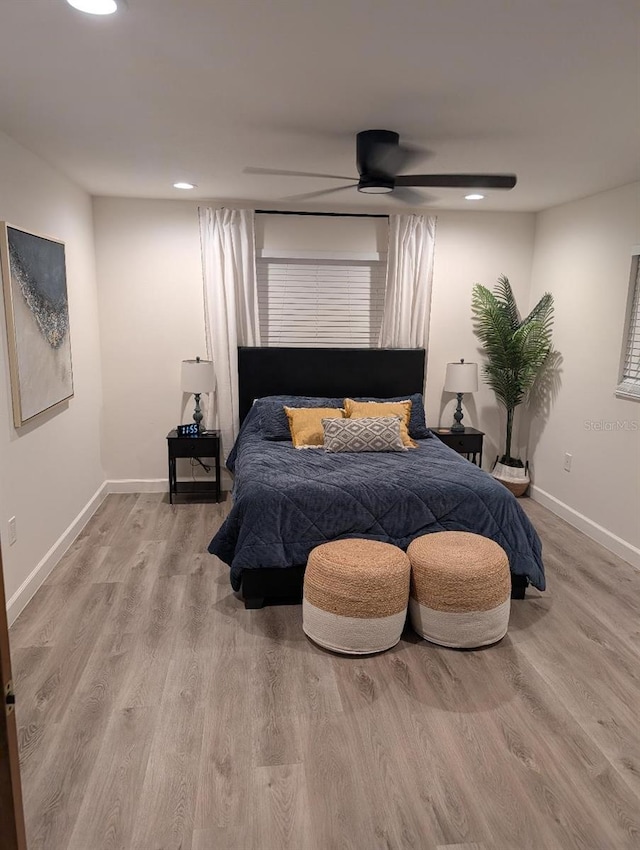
[244,166,355,181]
[395,174,517,190]
[283,184,359,201]
[390,186,432,205]
[394,143,431,174]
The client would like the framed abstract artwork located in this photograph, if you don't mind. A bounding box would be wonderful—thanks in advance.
[0,223,74,427]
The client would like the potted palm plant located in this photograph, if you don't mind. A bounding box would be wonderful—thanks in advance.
[472,275,554,496]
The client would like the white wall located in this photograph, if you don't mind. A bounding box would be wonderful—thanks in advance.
[427,211,536,464]
[0,130,104,612]
[93,198,536,478]
[528,182,640,562]
[255,213,388,257]
[93,199,207,482]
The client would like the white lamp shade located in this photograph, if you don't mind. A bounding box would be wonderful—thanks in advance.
[181,359,215,393]
[444,361,478,393]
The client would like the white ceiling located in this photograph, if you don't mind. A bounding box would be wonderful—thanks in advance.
[0,0,638,211]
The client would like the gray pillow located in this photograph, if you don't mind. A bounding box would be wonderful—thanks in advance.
[257,395,344,440]
[350,393,431,439]
[323,416,407,453]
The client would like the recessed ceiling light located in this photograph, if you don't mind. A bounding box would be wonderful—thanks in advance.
[173,182,197,190]
[66,0,119,14]
[465,193,485,201]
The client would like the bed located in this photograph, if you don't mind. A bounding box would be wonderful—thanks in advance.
[208,347,545,608]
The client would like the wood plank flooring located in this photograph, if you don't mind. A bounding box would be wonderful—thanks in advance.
[9,493,640,850]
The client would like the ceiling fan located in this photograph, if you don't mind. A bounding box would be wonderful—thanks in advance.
[246,129,517,202]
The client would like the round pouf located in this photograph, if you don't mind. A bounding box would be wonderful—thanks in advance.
[303,539,410,655]
[408,531,510,649]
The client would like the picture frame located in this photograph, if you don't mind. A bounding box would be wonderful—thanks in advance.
[0,223,74,427]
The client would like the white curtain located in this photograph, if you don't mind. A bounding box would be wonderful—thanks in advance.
[199,207,261,456]
[379,214,437,349]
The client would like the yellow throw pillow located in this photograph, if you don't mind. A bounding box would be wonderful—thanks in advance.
[343,399,417,448]
[284,407,345,448]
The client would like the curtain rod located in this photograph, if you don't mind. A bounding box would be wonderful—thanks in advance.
[255,209,389,220]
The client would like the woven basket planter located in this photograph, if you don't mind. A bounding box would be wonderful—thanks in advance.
[408,531,510,649]
[303,539,410,655]
[492,460,530,497]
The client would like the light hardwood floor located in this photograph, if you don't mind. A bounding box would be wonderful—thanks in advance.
[9,493,640,850]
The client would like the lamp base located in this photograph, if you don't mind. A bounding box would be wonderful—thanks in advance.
[192,393,203,433]
[450,392,465,432]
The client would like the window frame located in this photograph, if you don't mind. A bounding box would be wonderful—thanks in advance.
[256,250,387,349]
[615,246,640,402]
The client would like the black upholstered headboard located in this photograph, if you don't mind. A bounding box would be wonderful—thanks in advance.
[238,347,425,423]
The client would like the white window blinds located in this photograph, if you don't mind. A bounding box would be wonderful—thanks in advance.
[617,254,640,400]
[257,257,386,347]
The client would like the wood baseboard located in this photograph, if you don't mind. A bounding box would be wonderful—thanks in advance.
[529,484,640,570]
[6,482,108,625]
[105,479,167,493]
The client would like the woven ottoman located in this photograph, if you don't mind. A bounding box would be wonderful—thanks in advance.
[303,539,410,655]
[408,531,510,649]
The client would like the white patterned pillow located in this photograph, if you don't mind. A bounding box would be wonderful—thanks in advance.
[322,416,407,453]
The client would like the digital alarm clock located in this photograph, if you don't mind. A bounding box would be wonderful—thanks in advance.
[177,423,199,436]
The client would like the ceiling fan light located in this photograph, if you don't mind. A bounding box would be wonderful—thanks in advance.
[359,186,393,195]
[358,177,394,195]
[66,0,119,14]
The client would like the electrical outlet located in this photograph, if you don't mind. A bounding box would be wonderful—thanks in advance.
[564,453,572,472]
[8,516,17,545]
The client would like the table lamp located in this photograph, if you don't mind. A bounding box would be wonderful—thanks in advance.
[444,359,478,432]
[181,357,215,433]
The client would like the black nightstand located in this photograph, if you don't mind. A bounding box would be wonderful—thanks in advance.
[431,427,484,467]
[167,429,221,504]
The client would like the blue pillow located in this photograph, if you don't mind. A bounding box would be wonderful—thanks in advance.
[351,393,431,439]
[257,395,345,440]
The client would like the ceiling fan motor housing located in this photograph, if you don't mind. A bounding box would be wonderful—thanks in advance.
[356,129,399,193]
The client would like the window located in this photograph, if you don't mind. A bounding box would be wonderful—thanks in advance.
[616,250,640,400]
[257,257,386,347]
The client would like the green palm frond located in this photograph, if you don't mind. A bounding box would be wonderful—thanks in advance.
[513,320,552,375]
[523,292,554,328]
[471,285,513,363]
[472,278,555,462]
[495,274,521,330]
[482,363,522,409]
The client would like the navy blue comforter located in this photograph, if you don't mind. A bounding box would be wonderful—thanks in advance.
[208,406,545,592]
